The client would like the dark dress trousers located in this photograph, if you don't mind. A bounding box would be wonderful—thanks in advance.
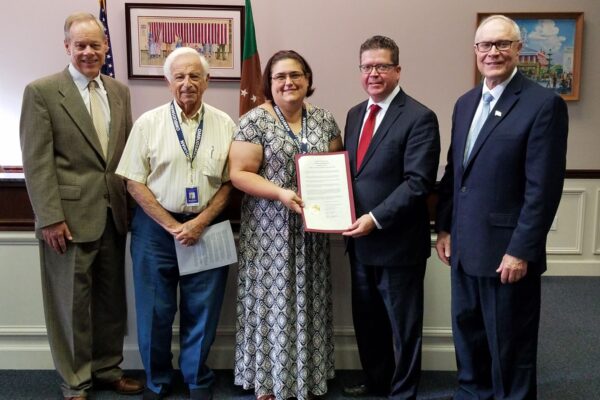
[344,89,440,399]
[436,71,568,399]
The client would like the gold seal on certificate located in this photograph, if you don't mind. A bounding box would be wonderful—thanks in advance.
[295,151,356,232]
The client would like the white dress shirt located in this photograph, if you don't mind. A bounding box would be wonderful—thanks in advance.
[359,85,400,141]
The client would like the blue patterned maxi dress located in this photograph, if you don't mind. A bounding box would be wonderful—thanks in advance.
[234,105,340,400]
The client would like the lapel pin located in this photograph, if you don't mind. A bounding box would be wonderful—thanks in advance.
[495,110,502,117]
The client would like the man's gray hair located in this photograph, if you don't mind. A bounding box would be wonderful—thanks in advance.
[163,47,210,82]
[64,12,105,41]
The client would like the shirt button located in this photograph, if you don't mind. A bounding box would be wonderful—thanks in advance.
[460,186,467,193]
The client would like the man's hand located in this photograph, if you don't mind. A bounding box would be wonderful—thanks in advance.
[171,218,208,247]
[496,254,528,284]
[342,214,376,238]
[435,231,451,266]
[41,221,73,254]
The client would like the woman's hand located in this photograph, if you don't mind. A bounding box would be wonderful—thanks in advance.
[279,189,304,214]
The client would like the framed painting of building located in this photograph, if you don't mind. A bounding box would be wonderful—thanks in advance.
[476,13,583,100]
[125,3,244,81]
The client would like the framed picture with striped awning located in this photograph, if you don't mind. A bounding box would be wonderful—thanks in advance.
[125,3,244,81]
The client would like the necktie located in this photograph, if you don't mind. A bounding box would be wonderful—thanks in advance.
[356,104,381,169]
[463,92,494,165]
[88,80,109,158]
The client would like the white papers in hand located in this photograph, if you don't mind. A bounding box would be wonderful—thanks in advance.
[175,220,237,276]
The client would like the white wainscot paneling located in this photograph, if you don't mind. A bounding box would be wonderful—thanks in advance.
[0,232,456,371]
[546,181,600,276]
[546,189,585,254]
[4,180,600,370]
[0,232,55,368]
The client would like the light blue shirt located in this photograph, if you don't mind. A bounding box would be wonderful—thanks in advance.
[68,63,111,134]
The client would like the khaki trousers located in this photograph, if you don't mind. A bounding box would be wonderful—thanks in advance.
[40,210,127,397]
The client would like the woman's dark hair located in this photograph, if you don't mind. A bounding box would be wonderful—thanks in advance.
[262,50,315,101]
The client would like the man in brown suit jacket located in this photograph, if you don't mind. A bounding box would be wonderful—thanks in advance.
[19,12,143,399]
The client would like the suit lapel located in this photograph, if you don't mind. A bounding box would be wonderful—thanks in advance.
[58,69,106,163]
[357,90,405,173]
[463,72,523,171]
[347,101,368,175]
[102,76,123,163]
[456,90,480,174]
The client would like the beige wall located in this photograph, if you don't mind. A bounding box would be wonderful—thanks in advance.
[1,0,599,168]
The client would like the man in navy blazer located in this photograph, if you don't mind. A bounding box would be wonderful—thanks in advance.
[342,36,440,400]
[435,15,568,399]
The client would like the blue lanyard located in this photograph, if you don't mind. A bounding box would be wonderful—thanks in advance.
[273,104,308,153]
[170,101,205,165]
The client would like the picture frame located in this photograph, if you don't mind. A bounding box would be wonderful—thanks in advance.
[476,12,583,101]
[125,3,244,81]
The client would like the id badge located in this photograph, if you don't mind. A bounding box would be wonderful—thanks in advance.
[185,187,199,206]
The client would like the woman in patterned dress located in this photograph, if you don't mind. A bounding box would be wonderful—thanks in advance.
[229,50,342,400]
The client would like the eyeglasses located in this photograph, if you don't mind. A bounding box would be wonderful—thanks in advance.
[358,64,397,74]
[271,72,305,83]
[474,40,519,52]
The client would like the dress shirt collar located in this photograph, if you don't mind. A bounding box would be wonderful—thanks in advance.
[367,85,400,113]
[173,100,203,123]
[482,67,517,103]
[68,63,105,92]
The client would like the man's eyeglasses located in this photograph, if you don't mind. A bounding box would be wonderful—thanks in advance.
[358,64,397,74]
[474,40,519,53]
[271,72,305,83]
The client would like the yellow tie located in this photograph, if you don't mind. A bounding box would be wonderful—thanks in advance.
[88,80,108,158]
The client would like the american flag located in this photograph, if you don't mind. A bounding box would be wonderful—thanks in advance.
[99,0,115,77]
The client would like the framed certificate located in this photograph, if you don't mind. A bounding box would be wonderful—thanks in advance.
[295,151,356,233]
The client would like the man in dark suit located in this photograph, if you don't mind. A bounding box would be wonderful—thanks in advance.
[435,15,568,400]
[342,36,440,400]
[19,12,143,399]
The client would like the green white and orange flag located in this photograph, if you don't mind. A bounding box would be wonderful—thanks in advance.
[239,0,265,116]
